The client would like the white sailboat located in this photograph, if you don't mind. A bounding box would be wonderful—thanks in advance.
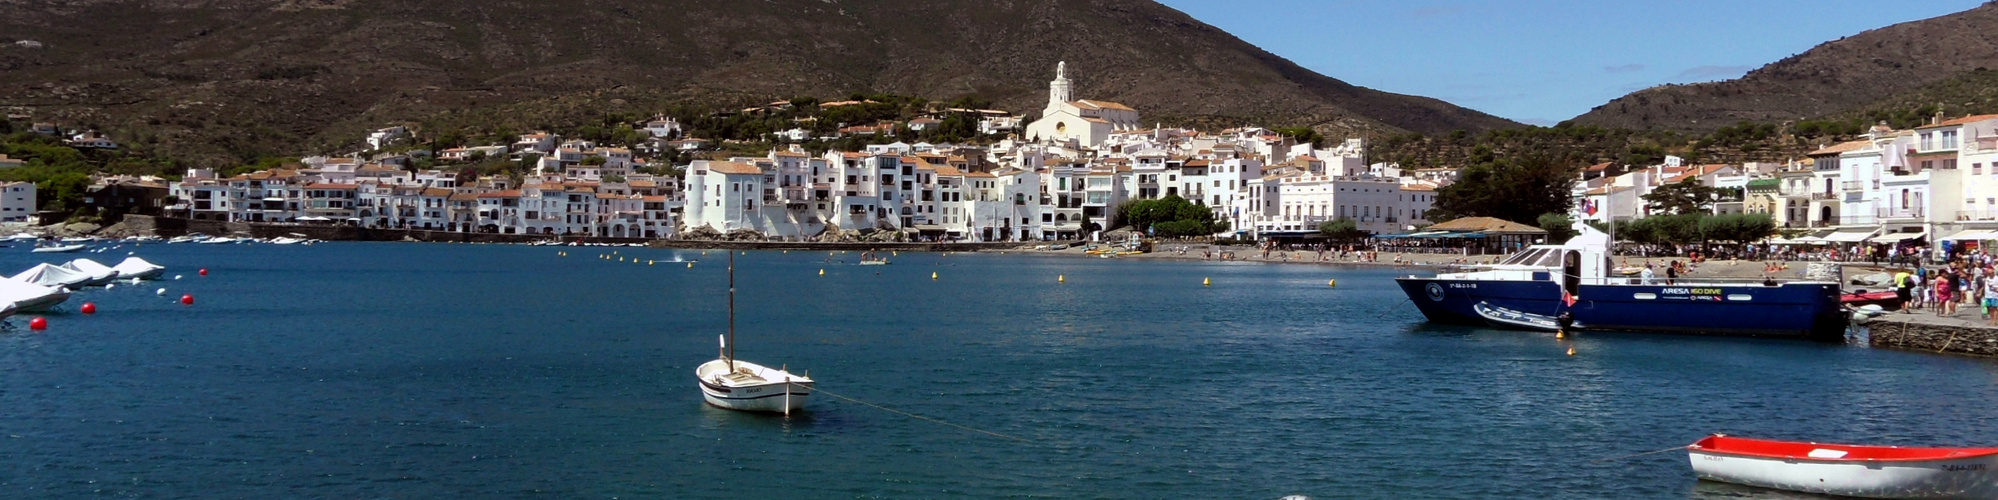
[695,252,813,414]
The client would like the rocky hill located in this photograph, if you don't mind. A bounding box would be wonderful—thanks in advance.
[0,0,1517,166]
[1572,3,1998,133]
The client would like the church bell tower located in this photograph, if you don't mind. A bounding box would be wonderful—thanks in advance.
[1047,61,1073,114]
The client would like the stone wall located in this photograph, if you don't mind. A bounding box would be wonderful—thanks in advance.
[1868,320,1998,357]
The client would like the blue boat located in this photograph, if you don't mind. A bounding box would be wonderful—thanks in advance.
[1395,227,1847,340]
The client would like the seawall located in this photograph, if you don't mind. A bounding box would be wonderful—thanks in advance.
[123,215,1034,250]
[1868,318,1998,357]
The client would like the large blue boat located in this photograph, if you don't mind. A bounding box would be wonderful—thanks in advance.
[1394,227,1848,340]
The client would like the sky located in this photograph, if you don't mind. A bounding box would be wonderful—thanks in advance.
[1153,0,1987,126]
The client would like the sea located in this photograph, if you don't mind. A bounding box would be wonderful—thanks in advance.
[0,242,1994,499]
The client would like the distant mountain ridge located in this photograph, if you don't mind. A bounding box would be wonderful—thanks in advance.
[0,0,1517,165]
[1573,3,1998,132]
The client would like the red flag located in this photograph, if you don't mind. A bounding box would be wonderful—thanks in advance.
[1563,290,1578,307]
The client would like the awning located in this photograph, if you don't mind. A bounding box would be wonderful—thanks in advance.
[1867,231,1926,243]
[1822,230,1878,243]
[912,225,947,232]
[1942,230,1998,241]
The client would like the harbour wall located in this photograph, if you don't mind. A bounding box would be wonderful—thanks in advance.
[1868,319,1998,357]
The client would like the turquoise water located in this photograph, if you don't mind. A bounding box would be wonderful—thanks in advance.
[0,243,1994,498]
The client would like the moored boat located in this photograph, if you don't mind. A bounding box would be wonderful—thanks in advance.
[1472,301,1568,332]
[110,257,166,280]
[1395,225,1846,339]
[1842,290,1903,310]
[1688,434,1998,499]
[0,278,70,313]
[695,252,813,414]
[31,243,86,253]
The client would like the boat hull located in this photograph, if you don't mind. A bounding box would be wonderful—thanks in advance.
[12,290,70,313]
[31,245,85,253]
[1396,277,1847,339]
[695,359,813,413]
[1691,449,1998,499]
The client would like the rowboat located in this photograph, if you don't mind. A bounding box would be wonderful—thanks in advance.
[1688,434,1998,499]
[695,252,813,414]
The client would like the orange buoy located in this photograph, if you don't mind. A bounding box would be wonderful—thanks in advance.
[199,268,209,276]
[29,317,47,330]
[80,303,97,315]
[180,294,195,305]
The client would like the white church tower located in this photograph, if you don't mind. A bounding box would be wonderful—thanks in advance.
[1046,61,1073,114]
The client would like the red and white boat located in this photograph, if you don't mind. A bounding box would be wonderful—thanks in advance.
[1688,434,1998,499]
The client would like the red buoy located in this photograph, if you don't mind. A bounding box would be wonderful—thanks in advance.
[28,317,47,330]
[199,268,209,276]
[180,294,194,305]
[80,302,97,315]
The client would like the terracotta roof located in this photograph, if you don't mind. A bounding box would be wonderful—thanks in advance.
[706,161,762,175]
[1808,140,1870,156]
[1072,100,1136,112]
[1425,216,1547,234]
[305,183,357,189]
[641,195,669,202]
[1583,162,1613,172]
[1919,114,1998,129]
[964,171,997,178]
[477,190,522,199]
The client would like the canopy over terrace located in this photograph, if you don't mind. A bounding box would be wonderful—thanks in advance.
[1380,217,1548,255]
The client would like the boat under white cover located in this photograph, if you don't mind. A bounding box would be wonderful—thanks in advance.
[0,278,70,313]
[695,359,813,413]
[109,257,166,280]
[13,263,95,288]
[57,261,116,286]
[1690,434,1998,499]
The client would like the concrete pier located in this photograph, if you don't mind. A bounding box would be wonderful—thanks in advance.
[1866,313,1998,357]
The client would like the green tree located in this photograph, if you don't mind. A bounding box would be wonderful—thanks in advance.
[1642,178,1721,215]
[1536,212,1577,242]
[1429,152,1579,223]
[1318,217,1367,240]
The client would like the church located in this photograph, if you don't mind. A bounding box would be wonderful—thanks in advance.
[1023,62,1142,148]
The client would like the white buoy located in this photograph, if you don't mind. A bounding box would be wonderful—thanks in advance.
[174,275,183,280]
[156,288,167,296]
[105,283,115,290]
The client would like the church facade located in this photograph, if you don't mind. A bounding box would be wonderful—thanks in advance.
[1024,62,1141,149]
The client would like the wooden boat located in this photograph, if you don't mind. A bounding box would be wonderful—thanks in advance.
[1688,434,1998,499]
[695,252,813,414]
[1472,301,1568,332]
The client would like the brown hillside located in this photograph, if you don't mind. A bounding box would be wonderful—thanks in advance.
[1571,3,1998,133]
[0,0,1516,165]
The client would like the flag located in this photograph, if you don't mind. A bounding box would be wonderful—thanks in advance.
[1583,199,1598,216]
[1563,290,1578,307]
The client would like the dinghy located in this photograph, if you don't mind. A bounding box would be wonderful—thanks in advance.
[1472,301,1569,332]
[110,257,166,280]
[58,260,117,285]
[12,263,95,288]
[1688,434,1998,499]
[31,243,86,253]
[0,278,70,313]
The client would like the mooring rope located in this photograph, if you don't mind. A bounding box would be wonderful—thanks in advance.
[1590,445,1685,463]
[812,386,1030,443]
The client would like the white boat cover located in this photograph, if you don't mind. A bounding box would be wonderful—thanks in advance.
[12,263,93,288]
[67,258,118,277]
[58,261,116,284]
[0,278,68,312]
[110,257,166,279]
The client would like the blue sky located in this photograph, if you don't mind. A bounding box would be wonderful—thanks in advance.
[1154,0,1986,126]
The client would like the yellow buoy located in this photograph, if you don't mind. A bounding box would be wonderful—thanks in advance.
[687,262,694,268]
[1555,330,1566,340]
[931,271,938,280]
[1567,346,1576,356]
[819,269,826,276]
[649,260,655,265]
[1203,277,1211,286]
[1327,279,1337,287]
[894,251,900,256]
[1058,274,1066,283]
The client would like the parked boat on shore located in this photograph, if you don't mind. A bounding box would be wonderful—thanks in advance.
[1395,225,1847,339]
[1688,434,1998,499]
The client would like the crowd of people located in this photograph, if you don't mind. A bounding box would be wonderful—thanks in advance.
[1890,249,1998,326]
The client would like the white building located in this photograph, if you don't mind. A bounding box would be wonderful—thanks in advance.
[1023,62,1141,148]
[0,181,34,222]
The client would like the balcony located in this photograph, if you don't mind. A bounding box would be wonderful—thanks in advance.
[1959,208,1998,221]
[1811,193,1838,201]
[1841,181,1866,192]
[1877,207,1925,220]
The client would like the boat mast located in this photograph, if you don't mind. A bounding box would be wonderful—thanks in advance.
[727,251,736,372]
